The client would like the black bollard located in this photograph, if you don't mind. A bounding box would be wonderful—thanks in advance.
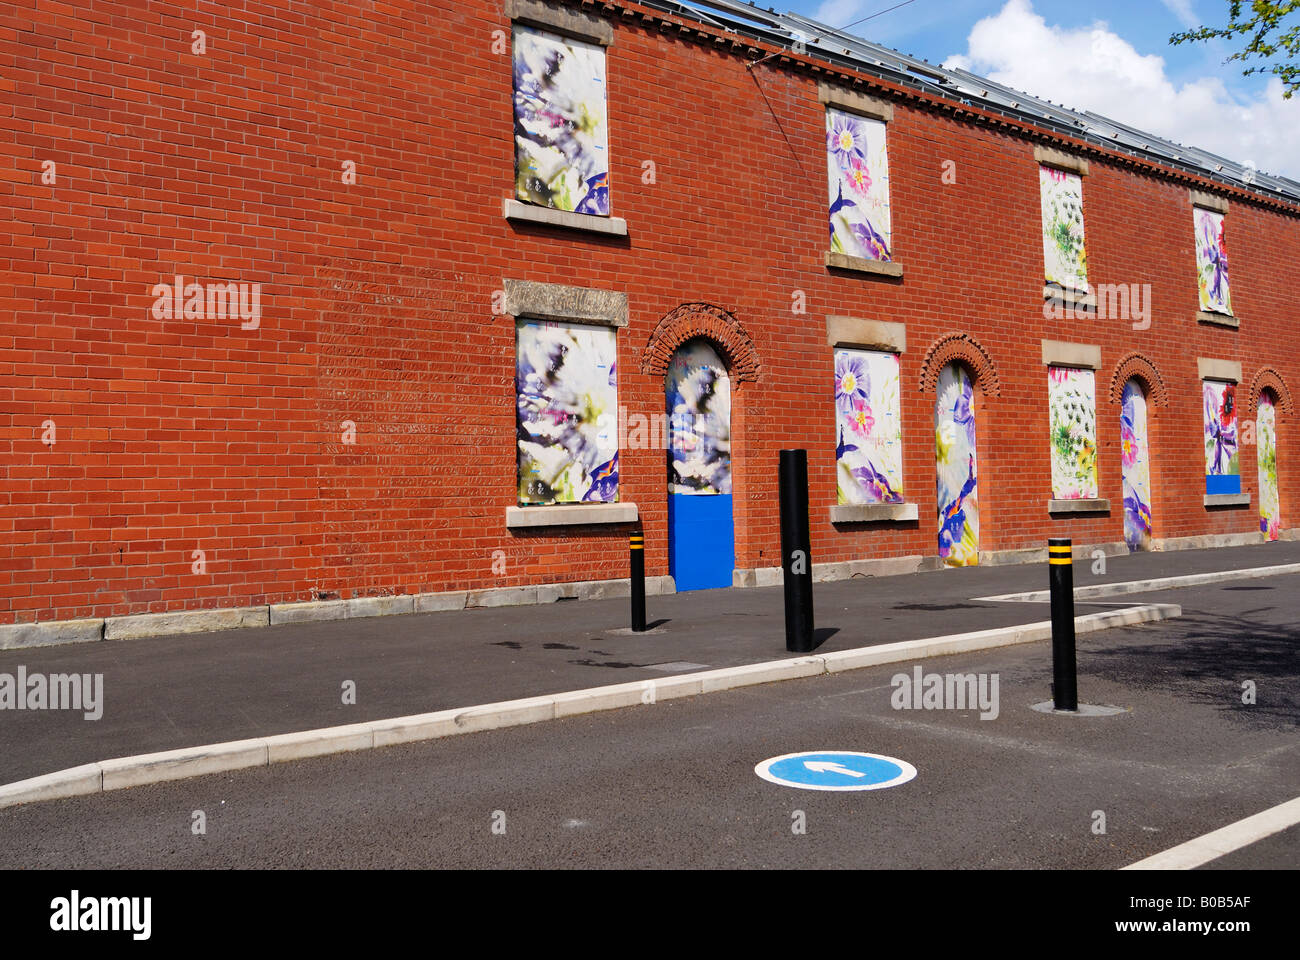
[779,449,814,653]
[630,533,646,632]
[1048,537,1078,711]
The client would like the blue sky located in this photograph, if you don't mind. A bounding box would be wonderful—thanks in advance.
[772,0,1300,176]
[794,0,1257,95]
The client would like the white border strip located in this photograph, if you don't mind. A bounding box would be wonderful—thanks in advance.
[976,563,1300,603]
[0,603,1181,810]
[1123,796,1300,870]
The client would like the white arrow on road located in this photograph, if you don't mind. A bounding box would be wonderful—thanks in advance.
[803,760,866,778]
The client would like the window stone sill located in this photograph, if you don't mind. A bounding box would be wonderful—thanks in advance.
[1204,493,1250,507]
[1197,311,1239,329]
[830,502,919,524]
[826,252,904,278]
[1048,498,1110,514]
[506,503,639,528]
[503,199,628,237]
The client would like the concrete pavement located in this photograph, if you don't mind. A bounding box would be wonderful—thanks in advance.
[1,541,1297,787]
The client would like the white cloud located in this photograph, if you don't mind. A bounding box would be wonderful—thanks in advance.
[942,0,1300,178]
[1160,0,1199,30]
[814,0,867,26]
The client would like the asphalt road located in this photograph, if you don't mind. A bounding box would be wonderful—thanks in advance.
[1,575,1295,869]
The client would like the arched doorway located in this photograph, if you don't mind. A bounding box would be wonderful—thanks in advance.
[1259,391,1280,541]
[1120,378,1154,551]
[666,339,734,590]
[934,362,978,566]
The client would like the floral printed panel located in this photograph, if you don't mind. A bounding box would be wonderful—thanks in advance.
[667,340,731,496]
[516,320,617,504]
[1048,367,1099,500]
[1194,207,1232,315]
[935,364,978,567]
[827,108,892,262]
[513,26,609,216]
[1040,166,1088,291]
[1203,380,1240,494]
[1259,393,1280,540]
[834,349,903,505]
[1120,380,1153,551]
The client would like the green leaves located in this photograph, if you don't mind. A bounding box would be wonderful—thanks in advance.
[1171,1,1300,98]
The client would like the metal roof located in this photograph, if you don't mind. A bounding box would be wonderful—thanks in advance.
[643,0,1300,205]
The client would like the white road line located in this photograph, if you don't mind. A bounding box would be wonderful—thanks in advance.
[976,563,1300,603]
[1123,796,1300,870]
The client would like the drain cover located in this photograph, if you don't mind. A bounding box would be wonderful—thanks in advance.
[644,661,709,673]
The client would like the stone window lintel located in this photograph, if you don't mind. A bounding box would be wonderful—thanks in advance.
[1035,146,1089,176]
[818,83,894,122]
[1041,339,1102,370]
[826,316,906,352]
[506,0,613,46]
[503,278,628,327]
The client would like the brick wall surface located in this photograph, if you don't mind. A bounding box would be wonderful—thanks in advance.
[2,0,1297,623]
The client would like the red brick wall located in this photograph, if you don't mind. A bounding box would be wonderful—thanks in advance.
[2,0,1297,624]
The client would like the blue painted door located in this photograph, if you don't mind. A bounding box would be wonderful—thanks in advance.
[667,340,734,590]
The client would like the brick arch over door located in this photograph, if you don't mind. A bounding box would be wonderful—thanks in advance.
[640,303,761,383]
[917,333,1001,396]
[1245,366,1295,417]
[1109,352,1170,406]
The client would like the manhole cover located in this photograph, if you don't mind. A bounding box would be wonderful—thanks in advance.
[644,661,709,673]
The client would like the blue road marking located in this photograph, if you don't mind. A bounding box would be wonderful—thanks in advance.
[754,751,917,792]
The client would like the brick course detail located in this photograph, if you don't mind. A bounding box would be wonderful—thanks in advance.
[1246,366,1295,416]
[917,334,1003,397]
[640,303,761,384]
[1109,353,1170,407]
[1,0,1297,625]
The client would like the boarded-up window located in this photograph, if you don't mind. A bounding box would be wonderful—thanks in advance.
[1259,393,1280,539]
[516,320,617,504]
[1048,367,1098,499]
[513,26,610,216]
[834,349,903,504]
[1202,379,1240,496]
[667,340,731,496]
[1120,380,1153,551]
[936,364,978,567]
[1039,166,1088,291]
[1193,207,1232,315]
[827,108,892,262]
